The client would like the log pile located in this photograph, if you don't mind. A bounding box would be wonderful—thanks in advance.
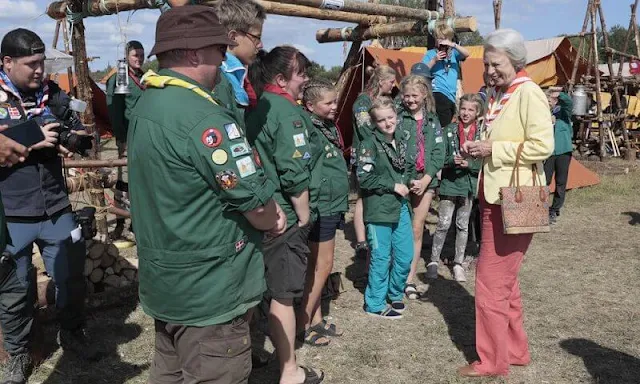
[84,242,138,294]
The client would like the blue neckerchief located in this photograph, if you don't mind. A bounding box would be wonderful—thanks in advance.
[220,52,249,106]
[0,70,51,119]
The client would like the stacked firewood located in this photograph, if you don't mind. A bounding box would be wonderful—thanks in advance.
[84,242,138,294]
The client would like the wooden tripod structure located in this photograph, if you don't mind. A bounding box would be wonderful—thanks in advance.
[569,0,640,160]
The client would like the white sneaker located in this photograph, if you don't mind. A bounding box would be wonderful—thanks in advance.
[453,264,467,282]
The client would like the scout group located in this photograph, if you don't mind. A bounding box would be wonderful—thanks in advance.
[0,0,568,383]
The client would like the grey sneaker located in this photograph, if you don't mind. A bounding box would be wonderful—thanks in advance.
[1,352,33,384]
[367,306,403,319]
[549,211,558,225]
[453,264,467,282]
[426,262,439,279]
[58,328,103,361]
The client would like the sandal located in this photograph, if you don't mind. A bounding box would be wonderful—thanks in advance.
[353,275,368,289]
[298,366,325,384]
[298,328,330,347]
[404,283,420,300]
[311,320,343,337]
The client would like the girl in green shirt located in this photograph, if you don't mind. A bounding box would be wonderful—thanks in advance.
[298,79,349,346]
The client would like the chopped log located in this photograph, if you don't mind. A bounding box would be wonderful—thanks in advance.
[114,260,124,274]
[122,269,137,282]
[103,275,122,288]
[123,258,139,269]
[62,159,128,168]
[316,18,477,43]
[88,243,105,259]
[83,260,93,277]
[89,268,104,283]
[270,0,443,21]
[106,244,119,258]
[92,258,102,269]
[105,267,114,275]
[100,253,115,268]
[86,280,95,295]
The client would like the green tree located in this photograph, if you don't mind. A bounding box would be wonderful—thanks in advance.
[142,59,159,72]
[307,62,343,83]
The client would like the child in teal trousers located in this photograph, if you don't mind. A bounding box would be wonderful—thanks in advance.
[357,96,416,319]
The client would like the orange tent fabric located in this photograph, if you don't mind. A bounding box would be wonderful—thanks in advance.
[549,158,600,192]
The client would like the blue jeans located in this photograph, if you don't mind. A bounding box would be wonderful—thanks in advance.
[1,212,86,353]
[364,203,414,313]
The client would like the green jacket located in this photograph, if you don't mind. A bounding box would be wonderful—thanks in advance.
[398,107,444,188]
[439,123,481,197]
[357,125,416,224]
[308,114,349,217]
[128,69,275,326]
[352,93,373,151]
[213,73,245,126]
[553,92,574,155]
[245,91,314,228]
[106,70,145,142]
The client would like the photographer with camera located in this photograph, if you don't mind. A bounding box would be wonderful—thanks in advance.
[422,24,470,127]
[0,28,97,384]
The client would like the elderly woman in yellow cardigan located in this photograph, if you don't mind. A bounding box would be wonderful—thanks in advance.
[459,29,554,378]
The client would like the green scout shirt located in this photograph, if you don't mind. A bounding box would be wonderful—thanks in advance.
[398,107,445,189]
[352,93,373,151]
[213,73,245,126]
[106,70,145,142]
[128,69,276,326]
[357,125,416,224]
[553,92,574,156]
[439,123,481,198]
[308,114,349,217]
[245,91,313,229]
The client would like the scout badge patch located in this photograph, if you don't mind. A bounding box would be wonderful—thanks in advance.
[236,156,257,178]
[201,128,222,148]
[211,149,228,165]
[292,150,302,158]
[0,91,7,103]
[293,120,303,128]
[252,147,262,167]
[8,107,20,120]
[293,133,306,147]
[303,152,311,160]
[224,123,242,140]
[230,142,251,158]
[0,108,7,119]
[235,236,247,253]
[215,170,238,190]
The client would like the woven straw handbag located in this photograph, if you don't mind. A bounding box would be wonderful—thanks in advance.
[499,143,551,235]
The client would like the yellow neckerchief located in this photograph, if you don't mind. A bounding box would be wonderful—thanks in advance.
[141,70,218,106]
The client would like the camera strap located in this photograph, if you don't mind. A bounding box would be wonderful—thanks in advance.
[0,70,50,119]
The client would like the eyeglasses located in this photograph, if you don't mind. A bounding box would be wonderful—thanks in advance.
[238,30,262,45]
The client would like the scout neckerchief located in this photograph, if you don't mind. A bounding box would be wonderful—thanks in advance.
[377,128,408,172]
[243,77,258,109]
[0,70,49,118]
[457,121,477,149]
[141,70,218,105]
[128,68,145,90]
[484,70,531,134]
[264,83,297,105]
[309,114,344,150]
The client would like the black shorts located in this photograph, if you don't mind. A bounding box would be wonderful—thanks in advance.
[309,213,344,243]
[433,92,456,127]
[262,224,311,300]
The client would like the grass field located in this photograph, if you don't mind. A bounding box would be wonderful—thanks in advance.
[25,156,640,384]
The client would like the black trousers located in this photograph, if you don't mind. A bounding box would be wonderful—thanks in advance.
[544,152,572,214]
[433,92,456,127]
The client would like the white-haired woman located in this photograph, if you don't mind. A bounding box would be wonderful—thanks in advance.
[458,29,554,377]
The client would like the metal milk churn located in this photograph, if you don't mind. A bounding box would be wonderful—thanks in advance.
[572,85,588,116]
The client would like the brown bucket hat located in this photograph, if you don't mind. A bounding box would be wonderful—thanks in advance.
[148,5,237,58]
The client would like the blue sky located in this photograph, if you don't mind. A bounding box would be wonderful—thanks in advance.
[0,0,634,71]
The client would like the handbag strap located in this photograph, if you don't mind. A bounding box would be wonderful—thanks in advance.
[509,142,541,188]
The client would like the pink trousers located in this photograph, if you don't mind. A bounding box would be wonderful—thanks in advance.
[473,188,533,376]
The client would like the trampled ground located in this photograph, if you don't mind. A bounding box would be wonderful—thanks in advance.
[25,151,640,384]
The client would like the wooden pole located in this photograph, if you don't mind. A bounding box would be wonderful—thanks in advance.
[569,0,592,92]
[267,0,444,21]
[616,0,638,78]
[605,47,640,61]
[335,42,362,105]
[634,1,640,58]
[493,0,502,30]
[597,1,629,155]
[52,20,61,49]
[47,0,386,24]
[62,21,75,98]
[443,0,455,18]
[590,3,605,159]
[316,17,477,43]
[62,159,128,168]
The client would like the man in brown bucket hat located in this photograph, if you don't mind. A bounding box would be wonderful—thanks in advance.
[127,5,287,383]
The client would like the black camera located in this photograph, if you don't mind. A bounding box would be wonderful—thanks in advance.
[75,207,97,240]
[438,44,449,52]
[44,97,93,157]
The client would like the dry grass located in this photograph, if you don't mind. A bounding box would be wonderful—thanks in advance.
[23,157,640,384]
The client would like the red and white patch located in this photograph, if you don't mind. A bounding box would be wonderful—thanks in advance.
[201,128,222,148]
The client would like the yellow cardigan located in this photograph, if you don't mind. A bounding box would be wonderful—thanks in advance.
[481,81,555,205]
